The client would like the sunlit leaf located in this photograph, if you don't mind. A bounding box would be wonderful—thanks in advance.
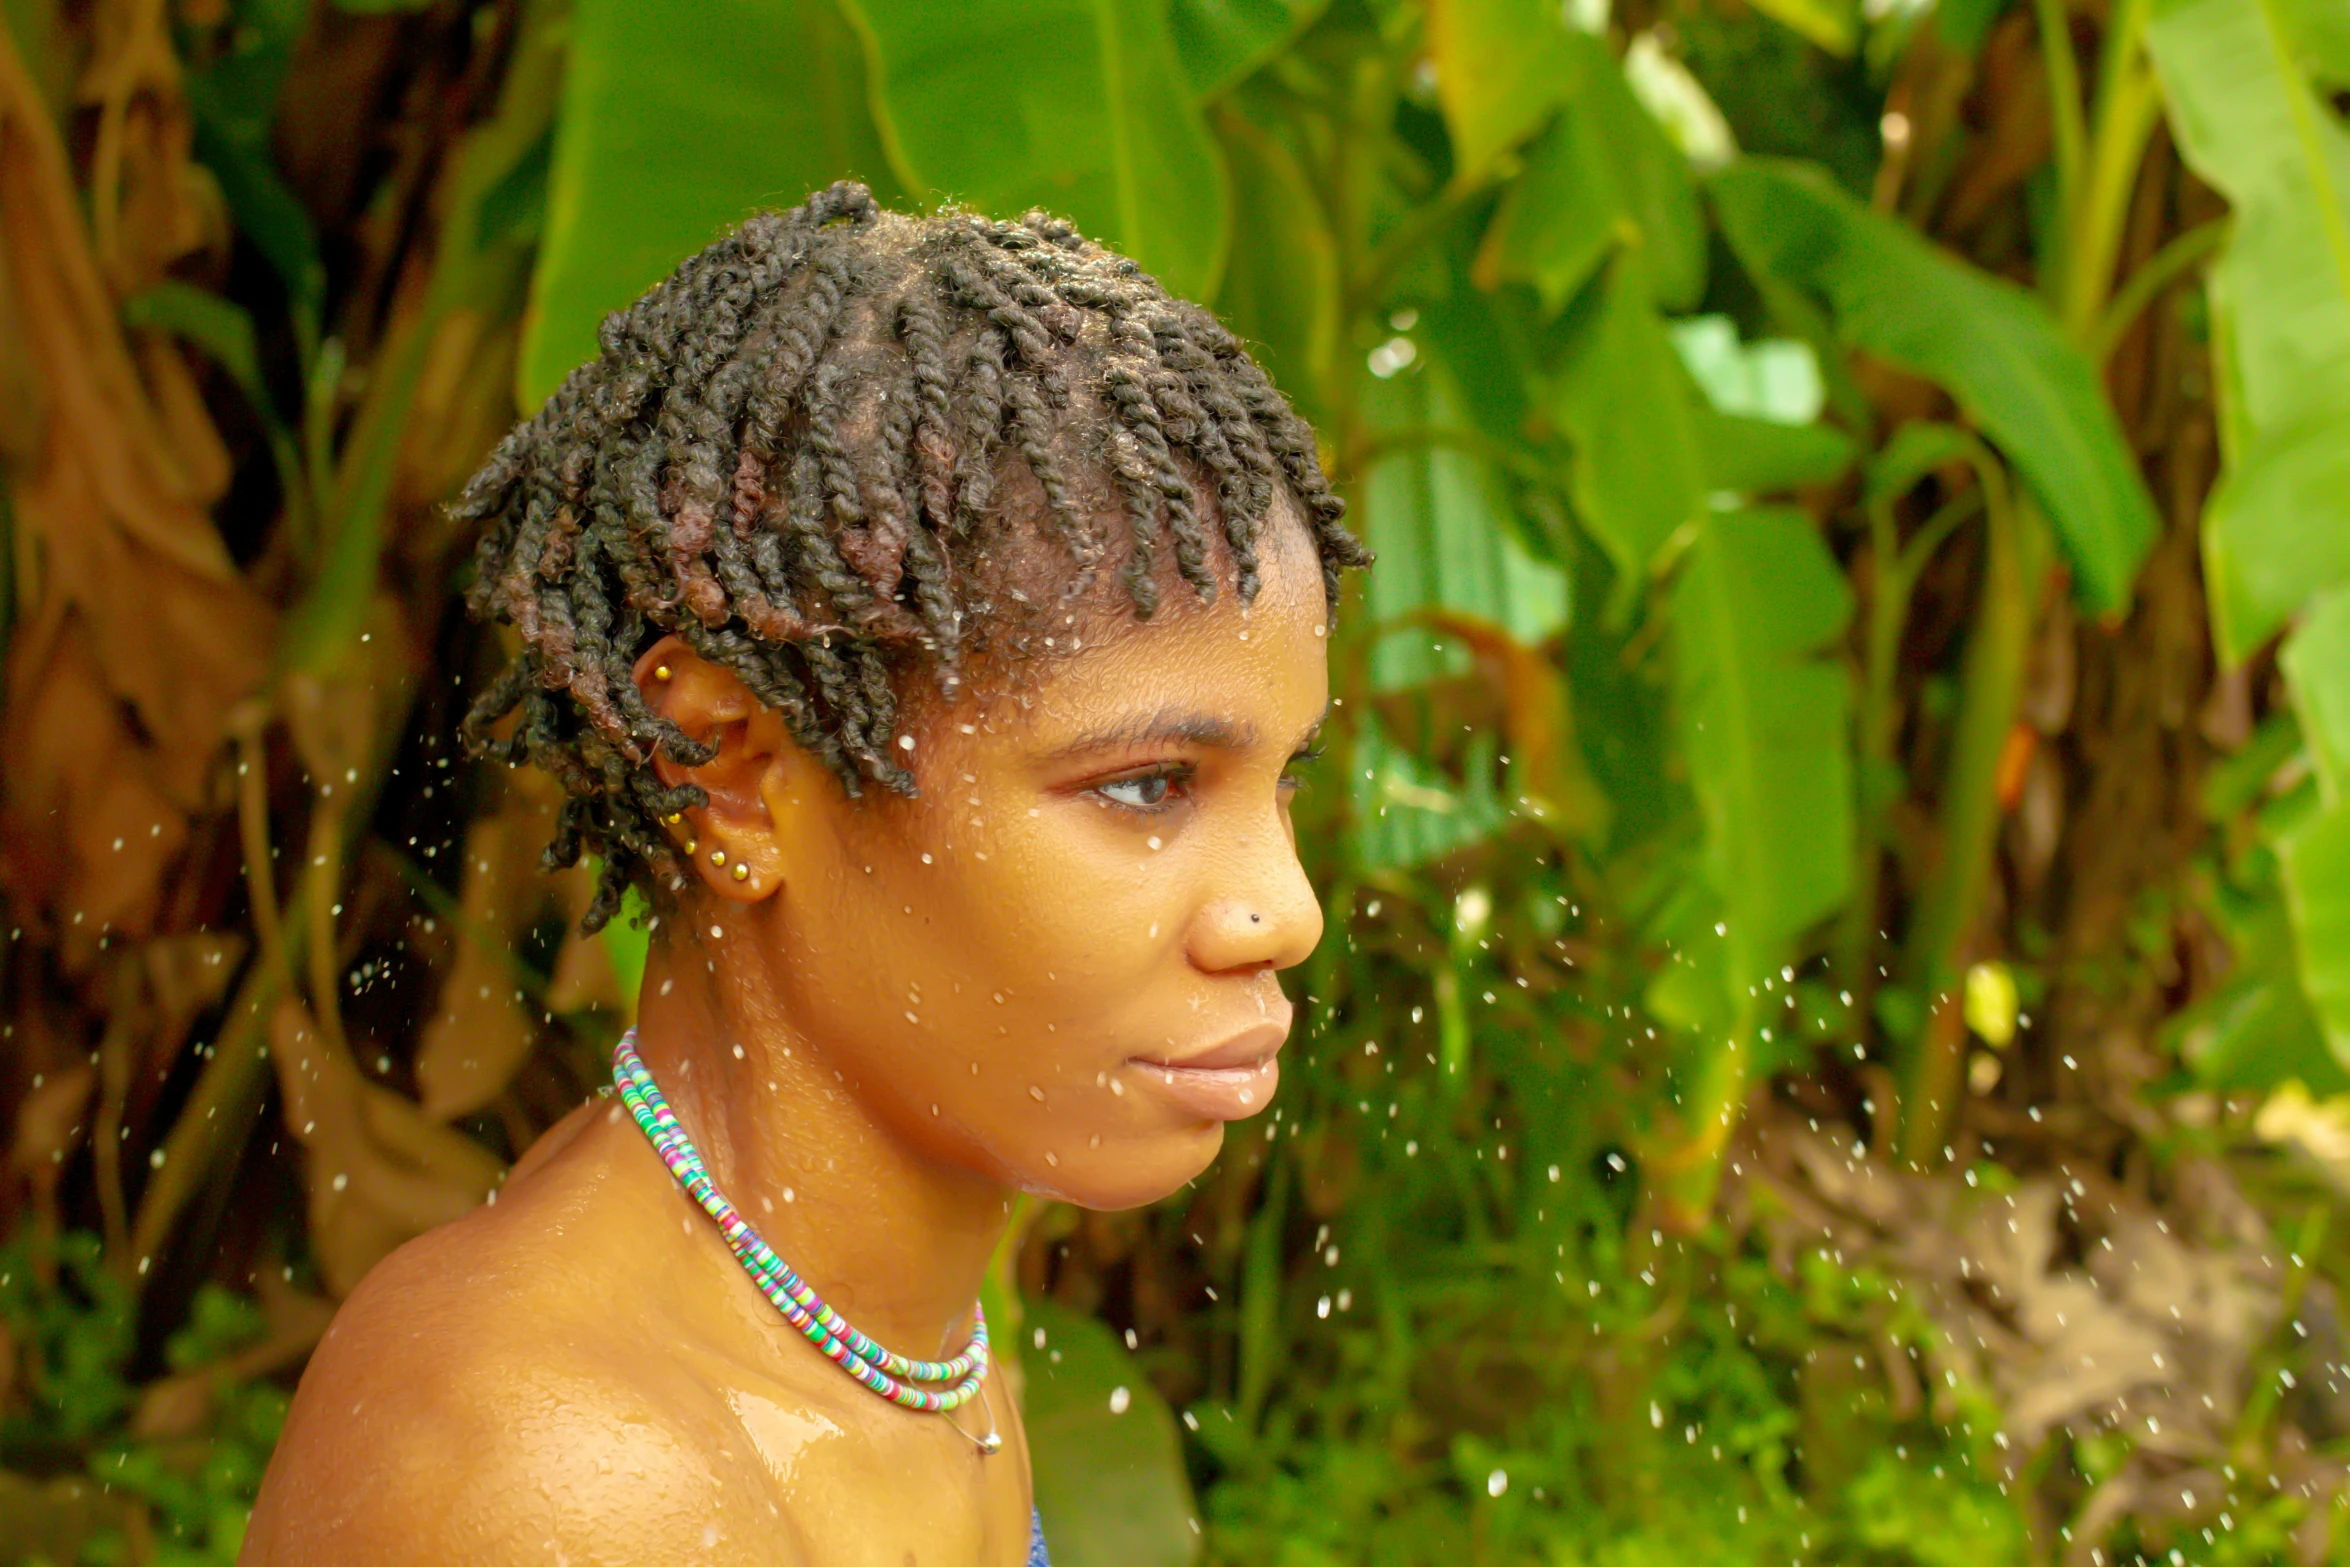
[1670,505,1854,982]
[2281,803,2350,1063]
[1211,106,1339,426]
[520,0,900,406]
[2148,0,2350,659]
[1170,0,1329,98]
[1426,0,1593,180]
[1710,159,2160,616]
[1475,32,1705,312]
[1740,0,1857,55]
[1695,409,1856,496]
[1024,1297,1200,1567]
[2283,585,2350,802]
[1357,356,1569,689]
[1349,716,1509,872]
[1549,253,1706,579]
[844,0,1228,300]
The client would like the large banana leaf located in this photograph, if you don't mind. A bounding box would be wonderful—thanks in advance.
[1357,352,1569,692]
[1474,30,1706,313]
[842,0,1229,300]
[1210,106,1340,428]
[1170,0,1330,98]
[1024,1296,1200,1567]
[1425,0,1595,180]
[2146,0,2350,661]
[518,0,900,406]
[2280,587,2350,1058]
[1710,159,2160,617]
[1548,252,1707,581]
[1669,505,1854,986]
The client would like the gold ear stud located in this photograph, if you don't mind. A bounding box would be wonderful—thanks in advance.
[731,862,750,883]
[653,664,673,681]
[683,838,698,856]
[709,849,728,867]
[662,812,682,825]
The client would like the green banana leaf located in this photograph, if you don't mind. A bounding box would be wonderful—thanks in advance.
[1710,158,2160,617]
[1024,1297,1200,1567]
[2147,0,2350,661]
[519,0,901,406]
[1669,505,1855,985]
[842,0,1229,300]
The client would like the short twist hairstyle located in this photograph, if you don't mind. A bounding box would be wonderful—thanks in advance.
[455,181,1369,931]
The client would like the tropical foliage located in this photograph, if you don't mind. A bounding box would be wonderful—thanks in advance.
[1,0,2347,1562]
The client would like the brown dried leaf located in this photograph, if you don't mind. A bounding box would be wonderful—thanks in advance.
[5,1062,95,1188]
[269,998,503,1297]
[413,810,545,1121]
[0,20,270,958]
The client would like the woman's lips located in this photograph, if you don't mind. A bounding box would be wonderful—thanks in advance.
[1128,1020,1287,1121]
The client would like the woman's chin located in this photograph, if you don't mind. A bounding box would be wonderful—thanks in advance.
[1019,1120,1228,1212]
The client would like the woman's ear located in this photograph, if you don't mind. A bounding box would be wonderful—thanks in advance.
[633,636,789,904]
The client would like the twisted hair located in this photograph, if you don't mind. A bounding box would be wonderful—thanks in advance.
[456,182,1369,931]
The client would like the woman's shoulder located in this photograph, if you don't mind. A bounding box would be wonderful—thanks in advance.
[239,1176,795,1565]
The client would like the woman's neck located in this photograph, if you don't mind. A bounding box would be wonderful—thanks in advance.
[626,905,1014,1365]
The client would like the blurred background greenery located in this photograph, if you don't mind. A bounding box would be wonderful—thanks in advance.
[2,0,2347,1561]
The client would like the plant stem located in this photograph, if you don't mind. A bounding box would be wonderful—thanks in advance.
[1896,475,2046,1168]
[2033,0,2087,295]
[2058,0,2163,341]
[2092,217,2226,363]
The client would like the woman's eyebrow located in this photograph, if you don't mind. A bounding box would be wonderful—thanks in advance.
[1044,710,1258,759]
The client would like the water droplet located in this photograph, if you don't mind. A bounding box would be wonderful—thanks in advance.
[1108,1386,1130,1414]
[1487,1470,1507,1497]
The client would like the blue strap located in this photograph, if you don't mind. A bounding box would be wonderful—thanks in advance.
[1028,1506,1051,1567]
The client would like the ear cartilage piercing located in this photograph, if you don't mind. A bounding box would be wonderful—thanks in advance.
[710,849,728,867]
[683,838,698,856]
[731,863,750,883]
[662,812,682,825]
[653,664,673,681]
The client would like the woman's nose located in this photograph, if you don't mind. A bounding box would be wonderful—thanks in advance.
[1186,831,1323,975]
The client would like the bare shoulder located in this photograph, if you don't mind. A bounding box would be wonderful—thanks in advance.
[238,1223,798,1567]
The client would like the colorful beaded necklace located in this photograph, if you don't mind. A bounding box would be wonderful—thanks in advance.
[609,1028,996,1437]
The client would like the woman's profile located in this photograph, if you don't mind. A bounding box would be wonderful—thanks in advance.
[235,181,1368,1566]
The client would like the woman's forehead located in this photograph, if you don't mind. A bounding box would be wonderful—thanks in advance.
[939,525,1329,758]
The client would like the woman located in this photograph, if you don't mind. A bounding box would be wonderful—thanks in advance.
[238,181,1368,1566]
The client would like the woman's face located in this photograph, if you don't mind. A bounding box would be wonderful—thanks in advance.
[668,513,1331,1209]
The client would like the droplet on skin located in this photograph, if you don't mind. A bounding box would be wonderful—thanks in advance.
[1146,836,1162,851]
[1044,1151,1059,1166]
[1029,1086,1045,1102]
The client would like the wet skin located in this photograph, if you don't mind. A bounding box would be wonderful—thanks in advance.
[238,508,1330,1566]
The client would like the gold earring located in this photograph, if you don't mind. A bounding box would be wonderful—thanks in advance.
[683,838,698,856]
[653,664,673,681]
[731,862,750,883]
[662,812,682,825]
[709,848,728,867]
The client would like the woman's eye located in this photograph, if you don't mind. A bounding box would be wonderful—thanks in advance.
[1097,771,1180,810]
